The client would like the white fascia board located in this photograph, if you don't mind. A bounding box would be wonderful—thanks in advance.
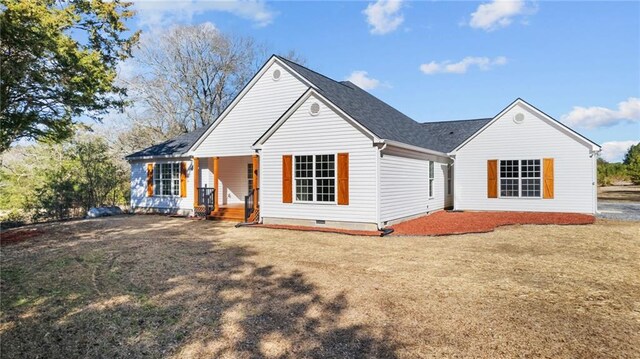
[188,56,315,153]
[383,139,449,158]
[126,154,193,162]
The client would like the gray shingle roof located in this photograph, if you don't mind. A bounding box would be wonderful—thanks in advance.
[277,56,488,153]
[127,56,494,160]
[125,126,208,160]
[419,118,491,152]
[277,57,433,147]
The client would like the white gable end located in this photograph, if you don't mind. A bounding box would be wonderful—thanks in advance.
[193,60,308,157]
[454,102,597,213]
[260,94,379,226]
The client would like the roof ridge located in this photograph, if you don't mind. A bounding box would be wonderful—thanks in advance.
[275,55,353,90]
[421,118,492,124]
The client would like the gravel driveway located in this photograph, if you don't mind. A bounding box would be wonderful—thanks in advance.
[598,201,640,221]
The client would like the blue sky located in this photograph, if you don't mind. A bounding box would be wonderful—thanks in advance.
[127,0,639,162]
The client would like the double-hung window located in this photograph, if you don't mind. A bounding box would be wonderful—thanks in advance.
[499,159,541,198]
[428,161,435,198]
[154,163,181,196]
[294,154,335,202]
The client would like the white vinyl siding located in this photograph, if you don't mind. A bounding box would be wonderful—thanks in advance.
[380,146,450,223]
[130,158,194,212]
[455,103,596,214]
[216,156,253,205]
[193,62,308,157]
[260,95,378,226]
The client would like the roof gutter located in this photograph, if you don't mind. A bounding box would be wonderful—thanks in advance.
[382,139,450,158]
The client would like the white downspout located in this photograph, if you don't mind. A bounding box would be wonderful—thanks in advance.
[376,142,387,230]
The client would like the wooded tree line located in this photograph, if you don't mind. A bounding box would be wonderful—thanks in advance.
[1,0,302,226]
[598,144,640,186]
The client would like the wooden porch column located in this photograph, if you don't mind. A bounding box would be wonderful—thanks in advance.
[213,156,219,211]
[192,158,199,208]
[252,154,259,211]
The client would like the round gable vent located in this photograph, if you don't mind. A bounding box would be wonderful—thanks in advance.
[272,69,281,81]
[514,112,525,124]
[309,102,321,116]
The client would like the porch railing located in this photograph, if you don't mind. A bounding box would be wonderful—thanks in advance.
[197,186,215,217]
[244,188,258,222]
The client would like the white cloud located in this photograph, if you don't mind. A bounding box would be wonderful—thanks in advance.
[469,0,531,31]
[419,56,508,75]
[600,140,639,162]
[561,98,640,129]
[363,0,404,35]
[134,0,276,30]
[345,71,381,90]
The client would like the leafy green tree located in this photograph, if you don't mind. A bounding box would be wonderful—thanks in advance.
[74,136,129,209]
[1,134,129,222]
[623,143,640,184]
[0,0,139,152]
[597,157,630,186]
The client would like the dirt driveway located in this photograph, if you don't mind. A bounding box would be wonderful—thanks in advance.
[1,215,639,358]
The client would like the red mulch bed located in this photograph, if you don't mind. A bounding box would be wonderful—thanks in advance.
[255,224,382,237]
[1,228,44,245]
[391,211,596,236]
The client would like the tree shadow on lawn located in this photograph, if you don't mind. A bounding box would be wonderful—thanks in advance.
[0,217,398,358]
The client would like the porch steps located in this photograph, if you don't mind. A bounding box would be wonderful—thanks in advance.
[207,207,244,221]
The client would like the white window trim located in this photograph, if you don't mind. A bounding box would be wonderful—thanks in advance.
[293,153,338,205]
[498,158,543,199]
[428,161,435,199]
[153,162,182,198]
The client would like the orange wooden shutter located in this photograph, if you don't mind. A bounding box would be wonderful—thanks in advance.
[543,158,554,199]
[282,155,292,203]
[147,163,154,197]
[337,153,349,205]
[180,162,187,198]
[487,160,498,198]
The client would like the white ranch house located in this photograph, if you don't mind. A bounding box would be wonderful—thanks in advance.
[126,56,600,231]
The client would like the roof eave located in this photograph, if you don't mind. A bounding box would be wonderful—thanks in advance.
[383,139,450,158]
[125,153,193,162]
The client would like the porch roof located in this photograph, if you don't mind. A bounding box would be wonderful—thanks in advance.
[125,126,207,161]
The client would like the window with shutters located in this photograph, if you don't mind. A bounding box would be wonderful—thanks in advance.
[294,154,335,203]
[154,163,181,196]
[428,161,435,198]
[499,159,541,198]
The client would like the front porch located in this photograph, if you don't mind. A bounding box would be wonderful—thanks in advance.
[193,155,259,222]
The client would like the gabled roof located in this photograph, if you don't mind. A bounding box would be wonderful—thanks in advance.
[276,56,439,150]
[450,98,601,154]
[126,56,598,161]
[125,126,208,160]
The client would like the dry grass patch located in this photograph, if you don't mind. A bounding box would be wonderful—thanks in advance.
[1,215,639,358]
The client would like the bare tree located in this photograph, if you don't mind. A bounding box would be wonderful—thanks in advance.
[123,24,264,138]
[113,24,305,153]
